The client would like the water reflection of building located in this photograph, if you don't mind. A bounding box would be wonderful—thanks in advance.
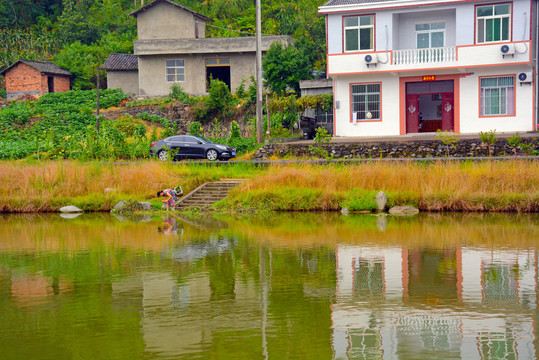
[332,245,537,359]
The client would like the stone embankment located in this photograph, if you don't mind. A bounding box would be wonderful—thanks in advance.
[101,103,191,133]
[253,137,539,160]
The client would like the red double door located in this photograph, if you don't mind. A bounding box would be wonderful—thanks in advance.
[406,93,454,134]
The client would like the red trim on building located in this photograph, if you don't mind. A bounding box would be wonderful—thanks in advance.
[399,73,461,135]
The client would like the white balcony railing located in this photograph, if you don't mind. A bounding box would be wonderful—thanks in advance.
[392,46,457,65]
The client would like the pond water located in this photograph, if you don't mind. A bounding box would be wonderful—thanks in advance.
[0,212,538,360]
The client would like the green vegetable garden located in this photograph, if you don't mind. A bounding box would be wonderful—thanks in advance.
[0,89,149,160]
[0,80,333,160]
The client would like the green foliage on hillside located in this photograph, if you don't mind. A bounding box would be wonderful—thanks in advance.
[0,0,327,92]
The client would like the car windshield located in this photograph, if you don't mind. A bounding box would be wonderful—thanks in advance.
[197,137,213,144]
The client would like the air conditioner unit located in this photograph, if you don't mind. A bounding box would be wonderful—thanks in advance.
[518,72,532,85]
[365,54,378,67]
[500,44,515,57]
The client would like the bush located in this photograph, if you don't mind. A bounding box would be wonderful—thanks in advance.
[229,120,241,141]
[340,190,378,211]
[168,83,190,103]
[188,121,202,136]
[136,112,171,128]
[207,78,233,118]
[190,95,210,122]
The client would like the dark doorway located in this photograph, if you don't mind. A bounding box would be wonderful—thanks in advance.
[206,58,231,91]
[47,76,54,93]
[405,80,454,133]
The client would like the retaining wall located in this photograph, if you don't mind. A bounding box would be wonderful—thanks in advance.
[253,138,539,160]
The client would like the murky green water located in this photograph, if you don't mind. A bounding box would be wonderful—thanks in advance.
[0,212,538,360]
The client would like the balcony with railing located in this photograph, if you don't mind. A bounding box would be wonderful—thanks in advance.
[392,47,457,65]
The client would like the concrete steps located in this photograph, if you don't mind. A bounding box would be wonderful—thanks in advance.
[176,179,244,209]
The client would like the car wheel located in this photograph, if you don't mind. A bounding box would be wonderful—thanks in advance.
[206,149,218,161]
[157,150,168,162]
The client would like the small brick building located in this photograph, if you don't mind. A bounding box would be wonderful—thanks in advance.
[1,60,72,100]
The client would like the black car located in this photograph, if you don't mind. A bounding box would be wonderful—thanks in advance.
[150,135,236,161]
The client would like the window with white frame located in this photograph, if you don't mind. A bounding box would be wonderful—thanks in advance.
[344,15,374,52]
[476,3,511,43]
[166,59,185,82]
[416,22,445,48]
[351,83,380,121]
[480,76,514,116]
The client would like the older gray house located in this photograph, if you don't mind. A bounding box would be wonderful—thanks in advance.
[103,0,291,96]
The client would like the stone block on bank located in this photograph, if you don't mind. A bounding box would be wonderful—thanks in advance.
[113,200,144,213]
[59,205,83,213]
[139,202,152,211]
[375,191,387,210]
[113,200,127,211]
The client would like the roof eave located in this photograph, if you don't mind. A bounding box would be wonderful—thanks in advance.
[129,0,212,22]
[319,0,466,14]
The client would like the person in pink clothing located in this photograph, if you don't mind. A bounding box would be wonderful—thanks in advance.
[157,186,182,210]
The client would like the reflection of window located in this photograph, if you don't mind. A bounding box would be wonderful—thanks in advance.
[480,76,515,116]
[482,262,518,301]
[349,328,382,359]
[476,4,511,43]
[477,332,516,359]
[351,83,381,121]
[344,15,374,52]
[352,258,384,299]
[416,22,445,48]
[166,59,185,82]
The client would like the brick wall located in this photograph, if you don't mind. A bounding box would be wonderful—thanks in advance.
[5,63,43,94]
[5,63,71,100]
[53,76,70,92]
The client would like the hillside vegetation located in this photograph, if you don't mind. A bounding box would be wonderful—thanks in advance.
[0,0,327,92]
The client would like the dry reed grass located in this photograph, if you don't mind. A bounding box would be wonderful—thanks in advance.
[0,160,258,212]
[236,160,539,212]
[1,160,538,212]
[244,161,537,194]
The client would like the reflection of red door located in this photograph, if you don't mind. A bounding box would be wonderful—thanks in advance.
[406,94,419,133]
[441,93,454,131]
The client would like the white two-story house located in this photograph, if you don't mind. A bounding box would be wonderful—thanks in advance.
[319,0,537,136]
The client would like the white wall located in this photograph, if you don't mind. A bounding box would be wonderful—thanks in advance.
[459,65,535,133]
[332,65,534,137]
[326,0,532,54]
[396,9,456,49]
[334,74,401,137]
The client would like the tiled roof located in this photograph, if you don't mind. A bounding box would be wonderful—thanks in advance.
[0,59,72,76]
[130,0,212,22]
[101,53,139,71]
[322,0,397,6]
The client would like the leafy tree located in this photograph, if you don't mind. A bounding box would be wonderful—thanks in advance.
[54,31,134,89]
[0,0,62,28]
[262,42,312,94]
[55,0,135,45]
[55,0,101,44]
